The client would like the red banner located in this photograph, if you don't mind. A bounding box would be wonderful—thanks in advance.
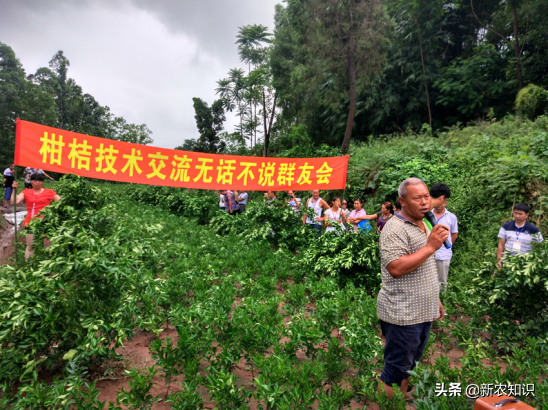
[14,120,348,191]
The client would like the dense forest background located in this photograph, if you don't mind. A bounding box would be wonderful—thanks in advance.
[2,0,548,165]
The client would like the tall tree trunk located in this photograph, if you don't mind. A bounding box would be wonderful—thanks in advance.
[253,99,257,155]
[340,52,356,155]
[512,1,523,89]
[414,16,432,130]
[238,100,244,144]
[262,92,277,157]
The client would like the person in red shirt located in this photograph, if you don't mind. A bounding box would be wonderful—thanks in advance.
[11,173,60,261]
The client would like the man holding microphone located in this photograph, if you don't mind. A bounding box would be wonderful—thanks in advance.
[377,177,449,399]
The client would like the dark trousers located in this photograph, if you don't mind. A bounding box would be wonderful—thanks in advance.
[306,223,322,237]
[380,320,431,387]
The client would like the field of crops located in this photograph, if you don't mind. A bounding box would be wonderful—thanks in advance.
[2,118,548,409]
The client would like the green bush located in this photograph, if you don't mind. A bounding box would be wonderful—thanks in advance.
[210,200,315,251]
[516,84,548,120]
[0,176,166,385]
[129,185,218,225]
[300,230,381,290]
[470,241,548,349]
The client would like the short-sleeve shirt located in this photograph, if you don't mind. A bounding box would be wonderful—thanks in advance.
[24,168,44,183]
[349,208,367,232]
[238,192,248,205]
[377,212,439,326]
[432,209,458,261]
[3,168,14,188]
[324,208,345,233]
[498,220,543,256]
[225,191,239,212]
[288,198,301,213]
[22,188,57,226]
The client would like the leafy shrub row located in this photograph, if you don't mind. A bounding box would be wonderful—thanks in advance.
[0,175,167,386]
[128,185,218,225]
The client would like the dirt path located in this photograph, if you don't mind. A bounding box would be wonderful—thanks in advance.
[0,207,26,265]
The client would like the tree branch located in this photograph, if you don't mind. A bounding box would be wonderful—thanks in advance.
[470,0,510,45]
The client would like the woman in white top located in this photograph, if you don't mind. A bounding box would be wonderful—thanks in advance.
[319,197,346,234]
[219,190,226,211]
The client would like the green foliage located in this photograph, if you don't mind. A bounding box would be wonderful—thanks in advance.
[205,367,251,409]
[192,97,226,154]
[273,124,341,158]
[300,230,381,290]
[149,337,180,391]
[112,367,160,410]
[210,200,316,251]
[470,242,548,348]
[166,380,204,410]
[435,43,514,117]
[0,177,166,385]
[129,185,218,225]
[0,45,152,168]
[376,158,450,200]
[516,84,548,120]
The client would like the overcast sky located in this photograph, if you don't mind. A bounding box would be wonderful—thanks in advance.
[0,0,279,148]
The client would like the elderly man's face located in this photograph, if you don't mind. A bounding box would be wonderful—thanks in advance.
[400,183,431,220]
[312,190,320,199]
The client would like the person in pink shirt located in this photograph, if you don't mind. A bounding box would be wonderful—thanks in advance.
[346,198,377,232]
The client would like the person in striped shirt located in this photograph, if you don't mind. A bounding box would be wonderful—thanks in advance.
[497,203,543,267]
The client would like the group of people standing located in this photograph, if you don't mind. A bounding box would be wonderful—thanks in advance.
[298,190,400,236]
[219,189,248,215]
[375,178,543,402]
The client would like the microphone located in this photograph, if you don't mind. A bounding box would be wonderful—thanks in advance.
[424,211,452,249]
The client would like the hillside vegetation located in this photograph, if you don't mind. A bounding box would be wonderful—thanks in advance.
[1,117,547,408]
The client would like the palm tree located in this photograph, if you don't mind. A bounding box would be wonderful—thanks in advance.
[236,25,273,152]
[216,68,247,147]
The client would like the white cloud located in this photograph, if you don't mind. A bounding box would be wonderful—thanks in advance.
[0,0,279,148]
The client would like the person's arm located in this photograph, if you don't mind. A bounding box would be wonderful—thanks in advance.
[451,232,458,243]
[496,238,506,268]
[319,210,329,224]
[321,199,330,210]
[43,172,54,181]
[353,212,378,222]
[386,224,449,278]
[53,194,60,202]
[436,300,445,321]
[10,182,25,204]
[341,210,347,224]
[302,199,309,225]
[228,195,235,213]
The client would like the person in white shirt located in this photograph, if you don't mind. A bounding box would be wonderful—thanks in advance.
[237,190,248,213]
[319,197,346,234]
[219,190,226,211]
[429,183,458,291]
[302,190,329,236]
[341,199,351,219]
